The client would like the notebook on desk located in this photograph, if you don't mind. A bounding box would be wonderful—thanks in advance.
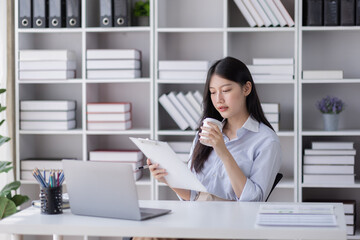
[62,160,171,220]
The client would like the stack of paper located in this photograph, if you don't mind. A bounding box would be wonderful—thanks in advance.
[20,100,76,130]
[233,0,295,27]
[158,60,210,80]
[159,91,203,130]
[261,103,280,131]
[249,58,294,81]
[19,50,76,80]
[87,102,132,130]
[89,150,144,180]
[303,142,356,184]
[302,70,344,80]
[86,49,141,79]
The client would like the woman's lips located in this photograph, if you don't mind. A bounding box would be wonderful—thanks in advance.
[218,106,228,112]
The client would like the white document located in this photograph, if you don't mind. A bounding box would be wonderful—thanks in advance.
[129,137,207,192]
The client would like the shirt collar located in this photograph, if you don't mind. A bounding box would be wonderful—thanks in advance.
[221,115,260,134]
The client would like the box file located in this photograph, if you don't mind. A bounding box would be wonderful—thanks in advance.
[304,0,323,26]
[33,0,47,28]
[49,0,65,28]
[100,0,113,27]
[356,0,360,25]
[19,0,32,28]
[66,0,81,27]
[340,0,355,25]
[114,0,129,27]
[324,0,339,26]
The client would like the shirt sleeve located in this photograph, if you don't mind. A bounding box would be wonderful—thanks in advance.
[238,140,282,202]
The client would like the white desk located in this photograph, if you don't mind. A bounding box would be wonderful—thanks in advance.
[0,201,347,240]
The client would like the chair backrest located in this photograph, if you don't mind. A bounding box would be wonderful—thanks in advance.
[265,173,283,202]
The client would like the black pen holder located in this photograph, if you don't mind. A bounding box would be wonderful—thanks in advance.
[40,186,63,214]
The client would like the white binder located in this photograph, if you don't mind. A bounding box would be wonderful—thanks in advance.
[130,137,207,192]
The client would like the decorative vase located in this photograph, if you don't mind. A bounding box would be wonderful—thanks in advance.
[137,16,149,26]
[322,113,339,131]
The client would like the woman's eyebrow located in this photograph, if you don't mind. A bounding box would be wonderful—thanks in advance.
[209,84,233,89]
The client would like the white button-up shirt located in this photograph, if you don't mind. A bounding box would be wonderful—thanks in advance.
[187,115,282,202]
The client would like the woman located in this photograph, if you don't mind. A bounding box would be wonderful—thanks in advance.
[149,56,282,202]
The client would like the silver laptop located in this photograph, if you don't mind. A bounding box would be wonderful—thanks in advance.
[62,160,171,220]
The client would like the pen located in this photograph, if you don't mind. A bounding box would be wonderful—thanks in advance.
[135,165,149,171]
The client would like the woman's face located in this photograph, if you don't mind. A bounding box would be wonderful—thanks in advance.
[209,74,251,120]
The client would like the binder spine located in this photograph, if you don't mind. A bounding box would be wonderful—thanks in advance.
[100,0,113,27]
[33,0,47,28]
[19,0,32,28]
[340,0,355,25]
[323,0,339,26]
[114,0,129,27]
[66,0,81,27]
[49,0,65,28]
[305,0,323,26]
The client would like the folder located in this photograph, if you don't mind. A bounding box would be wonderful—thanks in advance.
[66,0,81,27]
[49,0,65,28]
[304,0,323,26]
[340,0,355,25]
[100,0,113,27]
[33,0,47,28]
[19,0,32,28]
[114,0,130,27]
[324,0,339,26]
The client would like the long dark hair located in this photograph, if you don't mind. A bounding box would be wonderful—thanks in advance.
[190,56,274,173]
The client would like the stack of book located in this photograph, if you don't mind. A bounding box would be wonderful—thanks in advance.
[233,0,295,27]
[20,100,76,130]
[303,142,356,184]
[87,102,132,130]
[89,150,144,180]
[20,158,64,180]
[158,60,210,80]
[302,70,343,80]
[261,103,280,131]
[248,58,294,81]
[159,91,203,131]
[86,49,141,79]
[168,141,193,163]
[19,50,76,80]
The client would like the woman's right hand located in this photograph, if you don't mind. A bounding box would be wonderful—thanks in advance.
[147,158,168,184]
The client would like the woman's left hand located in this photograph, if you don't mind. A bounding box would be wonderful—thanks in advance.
[199,122,227,155]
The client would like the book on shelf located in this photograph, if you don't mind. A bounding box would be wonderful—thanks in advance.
[20,110,75,121]
[273,0,294,26]
[302,70,343,80]
[89,150,144,162]
[20,170,57,181]
[168,92,197,130]
[19,60,77,71]
[304,149,356,156]
[87,120,132,130]
[87,69,141,79]
[242,0,265,27]
[265,113,279,122]
[324,0,339,26]
[261,103,279,113]
[303,165,354,174]
[20,158,66,170]
[257,0,280,26]
[19,50,76,61]
[305,199,355,214]
[347,225,355,235]
[253,58,294,65]
[303,174,355,184]
[185,92,202,115]
[252,74,293,81]
[20,100,76,111]
[265,0,287,26]
[158,60,210,71]
[87,102,131,113]
[345,214,354,225]
[20,120,76,130]
[340,0,355,26]
[86,49,141,60]
[86,60,141,70]
[247,65,294,75]
[233,0,257,27]
[250,0,272,27]
[304,155,355,165]
[193,90,203,105]
[304,0,323,26]
[87,112,131,122]
[159,93,189,131]
[167,141,193,153]
[311,142,354,150]
[19,70,76,80]
[176,92,201,124]
[158,70,207,80]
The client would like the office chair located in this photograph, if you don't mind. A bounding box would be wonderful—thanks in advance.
[265,173,283,202]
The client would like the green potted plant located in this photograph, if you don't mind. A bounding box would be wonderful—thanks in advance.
[133,0,150,26]
[316,96,345,131]
[0,89,29,219]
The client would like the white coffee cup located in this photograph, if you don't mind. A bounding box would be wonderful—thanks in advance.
[200,118,223,146]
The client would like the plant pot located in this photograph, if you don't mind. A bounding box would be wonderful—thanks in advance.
[136,16,149,26]
[322,113,339,131]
